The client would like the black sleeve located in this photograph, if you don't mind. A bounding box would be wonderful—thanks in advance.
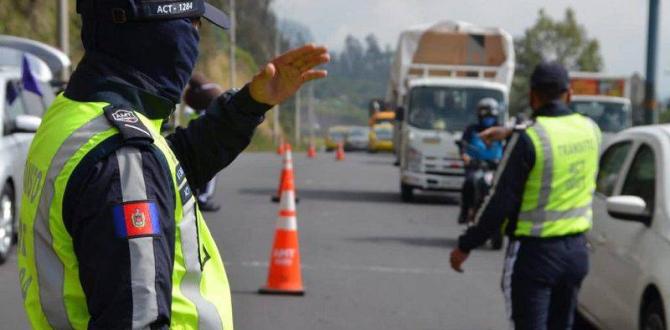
[166,85,271,188]
[63,141,175,329]
[457,131,535,252]
[459,125,475,155]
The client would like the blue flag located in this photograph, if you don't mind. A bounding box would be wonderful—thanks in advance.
[22,55,42,97]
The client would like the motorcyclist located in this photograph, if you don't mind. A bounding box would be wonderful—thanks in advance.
[457,98,504,224]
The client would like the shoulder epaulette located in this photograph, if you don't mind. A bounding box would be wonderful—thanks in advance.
[103,105,154,144]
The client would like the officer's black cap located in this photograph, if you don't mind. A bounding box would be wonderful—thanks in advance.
[77,0,230,29]
[530,62,570,92]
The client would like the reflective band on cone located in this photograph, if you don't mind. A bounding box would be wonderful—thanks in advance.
[259,166,305,296]
[272,144,299,203]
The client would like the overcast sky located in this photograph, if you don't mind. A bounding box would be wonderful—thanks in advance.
[273,0,670,99]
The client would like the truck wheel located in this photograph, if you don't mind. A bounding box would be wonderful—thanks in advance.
[0,184,16,265]
[401,183,414,202]
[642,299,666,330]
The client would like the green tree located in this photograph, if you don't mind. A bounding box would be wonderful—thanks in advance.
[511,8,604,113]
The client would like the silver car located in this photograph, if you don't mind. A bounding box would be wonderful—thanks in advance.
[0,35,69,264]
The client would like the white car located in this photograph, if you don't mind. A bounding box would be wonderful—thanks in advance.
[578,124,670,330]
[0,35,69,264]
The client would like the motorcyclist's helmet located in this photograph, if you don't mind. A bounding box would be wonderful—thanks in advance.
[477,98,500,128]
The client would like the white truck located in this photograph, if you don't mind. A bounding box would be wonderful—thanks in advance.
[568,72,634,141]
[388,21,515,202]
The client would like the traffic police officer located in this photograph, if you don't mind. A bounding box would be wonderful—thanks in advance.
[17,0,329,328]
[450,62,601,329]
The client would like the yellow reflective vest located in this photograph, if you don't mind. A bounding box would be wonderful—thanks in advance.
[515,114,601,237]
[18,95,233,329]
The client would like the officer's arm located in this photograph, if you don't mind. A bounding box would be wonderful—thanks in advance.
[166,85,271,188]
[459,125,474,155]
[457,132,534,252]
[63,143,174,329]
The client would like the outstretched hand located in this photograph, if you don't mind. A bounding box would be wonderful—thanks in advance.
[249,44,330,106]
[479,127,512,145]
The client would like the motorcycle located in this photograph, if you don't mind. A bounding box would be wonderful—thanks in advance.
[456,140,504,250]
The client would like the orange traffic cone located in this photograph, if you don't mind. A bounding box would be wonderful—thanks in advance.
[272,144,299,203]
[259,162,305,296]
[335,142,345,161]
[307,142,317,158]
[276,140,286,156]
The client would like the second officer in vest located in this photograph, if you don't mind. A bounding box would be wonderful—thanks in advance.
[450,62,601,329]
[18,0,329,328]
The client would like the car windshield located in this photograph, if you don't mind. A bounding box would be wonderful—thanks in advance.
[329,131,345,141]
[570,101,631,133]
[348,128,367,138]
[375,128,393,140]
[408,86,504,131]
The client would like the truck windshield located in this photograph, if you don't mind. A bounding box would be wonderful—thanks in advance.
[348,128,367,138]
[569,101,631,133]
[408,87,504,131]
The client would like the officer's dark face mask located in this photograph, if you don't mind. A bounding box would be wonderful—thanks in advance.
[82,18,200,105]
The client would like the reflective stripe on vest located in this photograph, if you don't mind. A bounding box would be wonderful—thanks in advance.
[19,95,232,329]
[136,114,232,329]
[515,114,600,238]
[32,115,111,329]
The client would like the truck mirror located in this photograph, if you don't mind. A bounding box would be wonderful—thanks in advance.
[395,107,405,122]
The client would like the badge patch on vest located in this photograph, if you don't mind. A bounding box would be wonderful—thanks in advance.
[113,201,160,238]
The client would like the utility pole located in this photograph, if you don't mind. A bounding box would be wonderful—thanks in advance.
[295,89,301,146]
[308,83,316,144]
[644,0,660,124]
[229,0,237,89]
[273,28,281,144]
[57,0,70,81]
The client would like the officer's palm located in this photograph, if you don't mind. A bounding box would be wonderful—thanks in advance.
[249,44,330,106]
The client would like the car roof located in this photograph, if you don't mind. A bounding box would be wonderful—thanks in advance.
[0,35,71,80]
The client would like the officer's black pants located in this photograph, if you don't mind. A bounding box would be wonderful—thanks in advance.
[502,234,589,330]
[459,169,476,219]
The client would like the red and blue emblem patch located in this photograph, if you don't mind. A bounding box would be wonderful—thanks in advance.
[113,201,160,238]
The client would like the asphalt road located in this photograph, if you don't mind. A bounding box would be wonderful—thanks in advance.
[0,152,509,330]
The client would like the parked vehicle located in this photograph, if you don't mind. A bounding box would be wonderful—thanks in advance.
[388,21,514,201]
[578,125,670,330]
[345,126,369,151]
[0,35,68,264]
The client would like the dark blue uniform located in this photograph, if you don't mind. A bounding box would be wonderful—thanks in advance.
[458,101,590,330]
[61,52,269,328]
